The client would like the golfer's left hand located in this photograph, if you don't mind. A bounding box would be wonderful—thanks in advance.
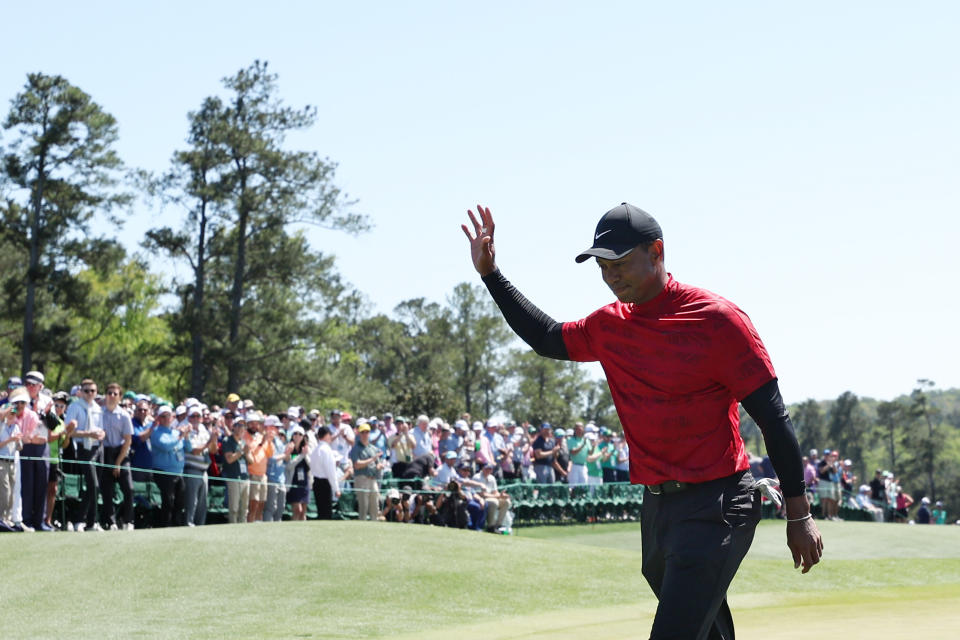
[786,517,823,573]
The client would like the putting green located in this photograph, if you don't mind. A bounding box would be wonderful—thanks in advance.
[1,519,956,638]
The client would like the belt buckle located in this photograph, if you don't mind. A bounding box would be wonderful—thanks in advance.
[647,483,662,495]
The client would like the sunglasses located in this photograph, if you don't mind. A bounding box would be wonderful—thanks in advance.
[82,388,96,394]
[106,391,120,397]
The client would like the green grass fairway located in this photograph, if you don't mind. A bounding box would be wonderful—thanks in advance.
[2,519,957,638]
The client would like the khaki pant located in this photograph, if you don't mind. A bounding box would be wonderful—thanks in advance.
[354,475,379,521]
[227,478,250,523]
[0,459,16,523]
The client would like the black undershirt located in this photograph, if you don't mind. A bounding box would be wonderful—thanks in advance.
[481,269,806,498]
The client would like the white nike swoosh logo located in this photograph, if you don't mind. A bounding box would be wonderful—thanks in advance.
[595,229,613,239]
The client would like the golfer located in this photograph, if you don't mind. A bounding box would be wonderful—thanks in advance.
[462,203,822,640]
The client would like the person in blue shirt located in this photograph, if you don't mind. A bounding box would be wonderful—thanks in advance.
[150,405,188,527]
[130,400,154,483]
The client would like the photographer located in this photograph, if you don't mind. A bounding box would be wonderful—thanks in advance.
[433,479,469,528]
[380,488,408,523]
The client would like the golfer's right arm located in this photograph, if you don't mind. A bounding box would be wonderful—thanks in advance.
[463,204,569,360]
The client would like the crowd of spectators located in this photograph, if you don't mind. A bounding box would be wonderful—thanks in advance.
[796,447,949,524]
[0,371,633,534]
[4,371,949,533]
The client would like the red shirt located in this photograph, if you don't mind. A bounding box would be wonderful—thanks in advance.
[562,275,775,485]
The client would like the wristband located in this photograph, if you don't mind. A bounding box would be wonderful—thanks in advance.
[786,513,812,523]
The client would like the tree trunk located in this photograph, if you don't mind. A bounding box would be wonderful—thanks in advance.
[22,148,47,374]
[190,198,208,399]
[227,173,248,394]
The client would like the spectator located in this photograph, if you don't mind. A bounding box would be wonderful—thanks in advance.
[553,428,570,483]
[817,450,842,521]
[380,413,396,439]
[932,501,947,525]
[412,415,433,458]
[586,431,604,489]
[183,406,217,527]
[284,426,310,520]
[599,428,617,483]
[130,400,154,483]
[308,426,340,520]
[350,422,385,521]
[476,464,511,533]
[436,450,460,485]
[221,415,250,524]
[14,383,49,532]
[433,478,469,528]
[438,423,459,460]
[328,410,354,462]
[855,484,883,522]
[263,416,289,522]
[531,423,559,484]
[916,497,932,524]
[100,382,135,531]
[388,419,415,478]
[381,488,408,523]
[894,486,914,523]
[615,436,630,482]
[368,417,389,461]
[64,378,106,532]
[150,405,188,527]
[244,412,273,522]
[869,469,887,506]
[567,423,589,485]
[0,391,24,530]
[456,464,487,530]
[44,392,72,530]
[803,455,818,506]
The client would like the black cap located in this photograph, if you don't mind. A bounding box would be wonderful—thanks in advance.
[575,203,662,263]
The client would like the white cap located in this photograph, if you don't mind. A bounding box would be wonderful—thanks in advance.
[185,397,200,408]
[454,419,468,430]
[245,411,262,423]
[264,415,280,427]
[287,406,300,419]
[175,405,187,416]
[187,406,202,417]
[157,405,173,416]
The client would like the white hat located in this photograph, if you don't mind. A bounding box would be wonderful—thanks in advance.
[287,406,300,419]
[24,371,44,384]
[454,419,468,430]
[187,406,202,417]
[471,421,483,431]
[7,387,29,404]
[245,411,263,423]
[263,415,280,427]
[156,405,173,416]
[922,497,931,504]
[185,397,200,408]
[175,405,187,416]
[291,425,305,436]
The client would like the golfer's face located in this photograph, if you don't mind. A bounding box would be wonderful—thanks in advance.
[597,241,661,304]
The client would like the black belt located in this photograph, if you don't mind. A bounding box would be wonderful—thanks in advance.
[645,480,690,495]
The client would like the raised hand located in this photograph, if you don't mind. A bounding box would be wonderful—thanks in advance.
[461,204,497,276]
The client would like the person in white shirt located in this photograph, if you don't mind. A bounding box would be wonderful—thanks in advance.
[64,378,105,532]
[308,426,340,519]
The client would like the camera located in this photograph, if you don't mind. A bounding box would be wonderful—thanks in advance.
[390,497,400,505]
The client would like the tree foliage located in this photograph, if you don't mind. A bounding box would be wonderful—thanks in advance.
[0,72,129,372]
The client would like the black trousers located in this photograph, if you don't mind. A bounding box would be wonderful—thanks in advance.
[312,477,333,520]
[641,471,761,640]
[76,445,102,527]
[100,446,134,526]
[153,473,185,527]
[20,443,49,529]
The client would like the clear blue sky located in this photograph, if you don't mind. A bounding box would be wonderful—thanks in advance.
[3,2,958,403]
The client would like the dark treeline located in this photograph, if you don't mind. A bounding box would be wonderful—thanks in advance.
[2,62,957,512]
